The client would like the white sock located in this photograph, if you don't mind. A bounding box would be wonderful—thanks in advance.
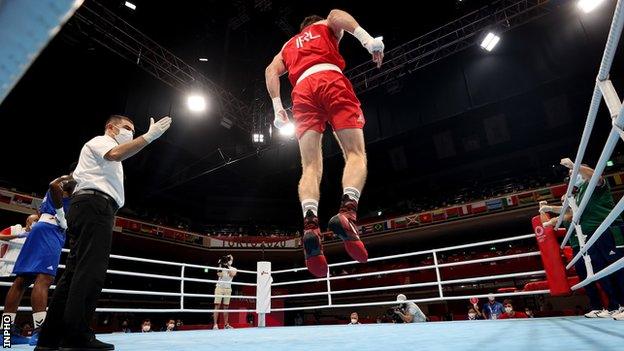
[33,311,46,329]
[343,187,361,202]
[301,199,319,217]
[2,312,16,327]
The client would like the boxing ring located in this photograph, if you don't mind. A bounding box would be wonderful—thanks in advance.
[2,233,623,350]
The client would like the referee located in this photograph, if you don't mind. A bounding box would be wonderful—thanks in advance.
[36,115,171,351]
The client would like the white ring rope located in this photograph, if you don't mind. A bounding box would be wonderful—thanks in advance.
[1,234,548,315]
[272,270,545,299]
[272,251,540,287]
[552,0,624,291]
[272,233,535,275]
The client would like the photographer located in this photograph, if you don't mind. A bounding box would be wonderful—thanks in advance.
[394,294,426,323]
[213,254,237,330]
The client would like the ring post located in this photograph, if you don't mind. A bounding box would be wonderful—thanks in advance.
[256,261,272,327]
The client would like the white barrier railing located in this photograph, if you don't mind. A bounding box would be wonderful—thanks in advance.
[553,0,624,291]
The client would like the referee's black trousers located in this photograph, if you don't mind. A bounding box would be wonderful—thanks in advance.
[37,194,116,347]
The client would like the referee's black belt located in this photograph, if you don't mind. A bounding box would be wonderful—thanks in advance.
[73,189,119,211]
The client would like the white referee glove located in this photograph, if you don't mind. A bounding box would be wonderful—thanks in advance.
[272,97,290,129]
[55,208,68,230]
[142,116,172,144]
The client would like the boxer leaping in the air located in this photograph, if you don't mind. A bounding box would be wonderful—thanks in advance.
[265,9,384,277]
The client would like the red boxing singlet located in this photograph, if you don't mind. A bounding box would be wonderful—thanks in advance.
[281,23,346,86]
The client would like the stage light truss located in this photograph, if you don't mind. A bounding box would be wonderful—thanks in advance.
[68,0,253,132]
[345,0,556,94]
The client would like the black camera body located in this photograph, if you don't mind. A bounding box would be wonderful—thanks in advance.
[385,304,405,323]
[218,254,233,269]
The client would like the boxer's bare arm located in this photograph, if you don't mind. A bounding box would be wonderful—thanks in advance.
[265,53,287,99]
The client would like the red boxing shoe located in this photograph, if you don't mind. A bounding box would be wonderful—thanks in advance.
[302,210,328,277]
[328,195,368,263]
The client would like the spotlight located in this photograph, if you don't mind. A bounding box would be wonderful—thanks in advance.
[199,58,208,62]
[377,210,383,216]
[252,133,265,143]
[124,1,136,10]
[480,32,500,52]
[279,122,295,136]
[578,0,606,13]
[187,94,207,112]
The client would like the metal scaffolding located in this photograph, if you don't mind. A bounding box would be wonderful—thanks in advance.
[345,0,555,94]
[68,0,253,132]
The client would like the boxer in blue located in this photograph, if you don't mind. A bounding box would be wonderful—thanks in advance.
[1,171,75,346]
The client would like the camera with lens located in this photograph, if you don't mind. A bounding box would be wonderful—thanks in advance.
[218,254,233,268]
[385,304,405,323]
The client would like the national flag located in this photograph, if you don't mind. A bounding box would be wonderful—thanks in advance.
[459,205,471,216]
[406,215,419,226]
[0,192,11,204]
[472,201,487,214]
[446,207,459,219]
[550,184,568,199]
[11,194,32,207]
[418,212,433,223]
[534,188,554,201]
[607,172,624,187]
[517,192,535,205]
[432,210,446,221]
[392,217,408,229]
[486,199,503,211]
[502,196,518,207]
[163,229,177,239]
[31,198,42,210]
[141,224,157,235]
[373,221,388,232]
[361,224,375,234]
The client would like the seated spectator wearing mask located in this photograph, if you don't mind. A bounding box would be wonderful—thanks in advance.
[164,319,176,332]
[348,312,360,325]
[394,294,426,323]
[524,308,535,318]
[482,294,505,320]
[141,319,152,333]
[120,320,131,333]
[499,300,528,319]
[468,306,484,320]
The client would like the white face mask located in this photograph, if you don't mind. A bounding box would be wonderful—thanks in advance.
[167,323,175,330]
[142,325,150,332]
[505,307,513,313]
[574,174,585,188]
[114,127,133,145]
[468,313,476,319]
[350,318,358,324]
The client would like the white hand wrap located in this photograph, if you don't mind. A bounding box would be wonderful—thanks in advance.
[272,97,289,129]
[55,208,68,230]
[353,27,384,54]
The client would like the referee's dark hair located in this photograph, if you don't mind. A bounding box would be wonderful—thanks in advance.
[105,114,134,130]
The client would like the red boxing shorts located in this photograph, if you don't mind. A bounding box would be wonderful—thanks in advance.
[291,70,365,139]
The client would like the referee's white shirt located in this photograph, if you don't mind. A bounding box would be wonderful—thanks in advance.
[73,135,124,207]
